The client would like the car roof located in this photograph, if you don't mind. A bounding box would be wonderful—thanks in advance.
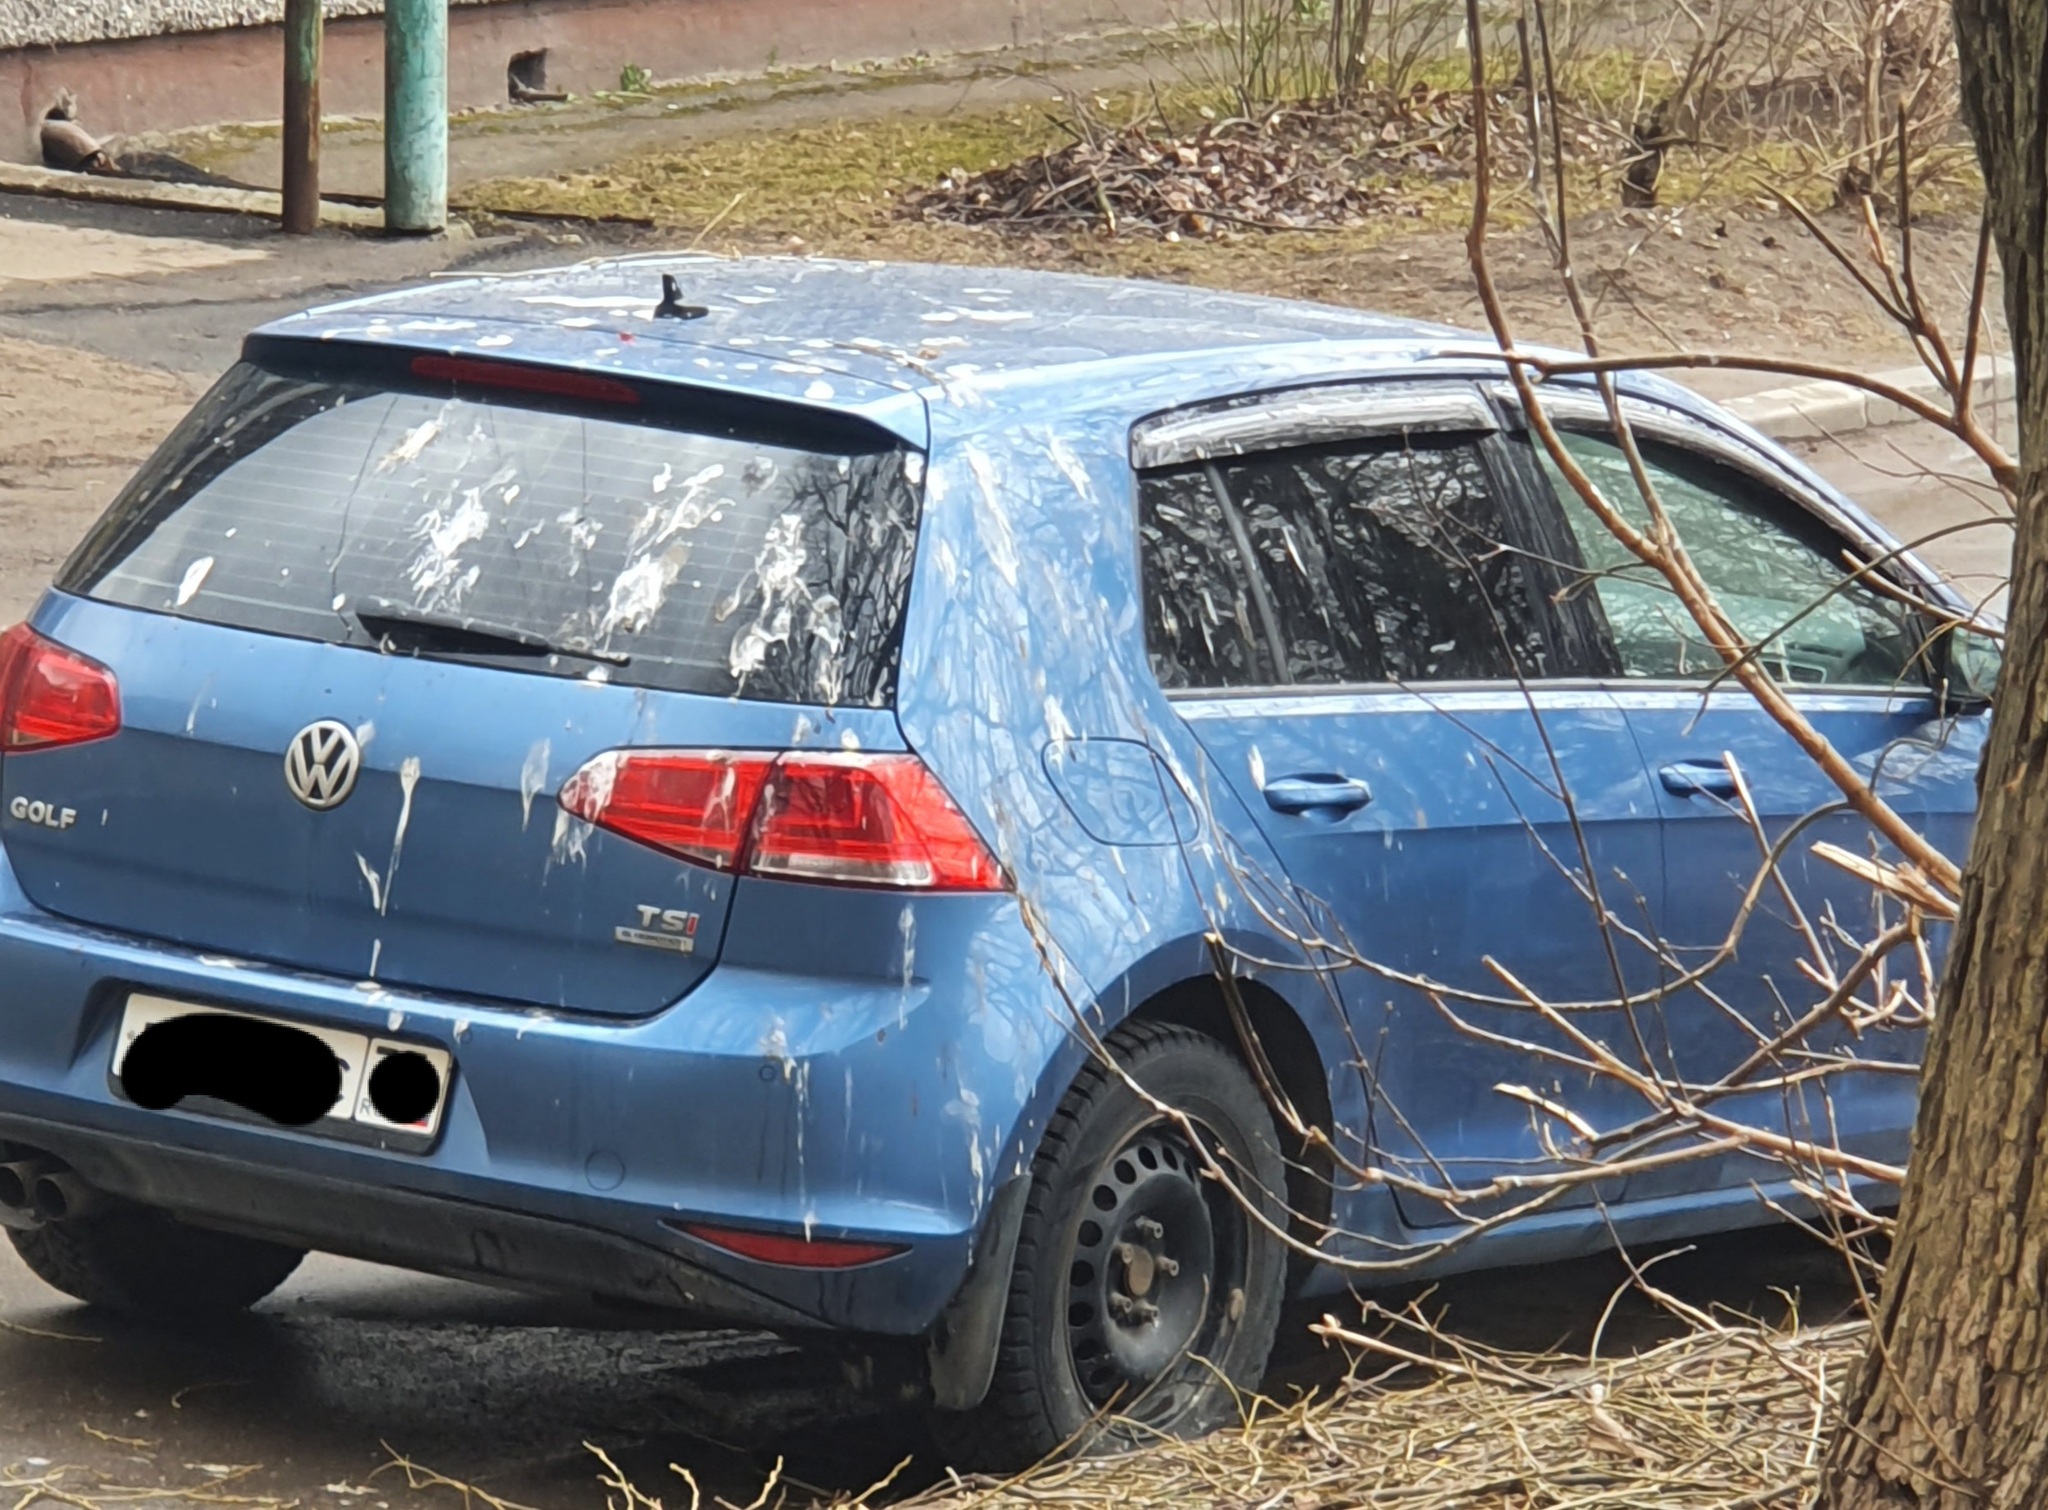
[256,254,1495,447]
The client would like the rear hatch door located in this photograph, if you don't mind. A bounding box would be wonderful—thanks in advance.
[2,352,922,1017]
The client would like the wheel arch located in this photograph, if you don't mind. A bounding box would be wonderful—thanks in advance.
[932,953,1340,1432]
[1122,970,1338,1275]
[999,930,1348,1286]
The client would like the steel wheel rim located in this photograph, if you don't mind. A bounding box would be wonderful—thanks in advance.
[1062,1121,1248,1426]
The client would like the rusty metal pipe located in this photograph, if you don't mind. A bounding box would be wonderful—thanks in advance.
[281,0,322,234]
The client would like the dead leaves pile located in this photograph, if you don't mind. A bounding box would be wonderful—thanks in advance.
[907,90,1520,240]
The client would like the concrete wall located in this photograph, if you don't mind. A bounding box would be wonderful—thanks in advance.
[0,0,395,52]
[3,0,1175,163]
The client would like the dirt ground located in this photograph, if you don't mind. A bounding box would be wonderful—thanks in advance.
[923,203,1997,379]
[16,31,2000,633]
[0,1221,1863,1510]
[461,179,2002,422]
[144,9,1994,385]
[0,337,206,621]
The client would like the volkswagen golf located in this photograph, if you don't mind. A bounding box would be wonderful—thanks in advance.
[0,256,1993,1466]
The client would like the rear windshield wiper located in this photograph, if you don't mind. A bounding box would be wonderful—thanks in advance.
[351,604,631,666]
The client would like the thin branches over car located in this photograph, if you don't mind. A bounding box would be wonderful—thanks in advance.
[948,0,2002,1488]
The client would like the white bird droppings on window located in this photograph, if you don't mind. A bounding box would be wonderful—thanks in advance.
[173,555,215,608]
[377,417,442,473]
[601,552,685,639]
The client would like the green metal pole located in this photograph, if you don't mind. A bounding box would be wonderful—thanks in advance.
[384,0,446,233]
[281,0,321,233]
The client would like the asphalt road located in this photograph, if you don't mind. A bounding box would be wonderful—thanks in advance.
[0,1216,1868,1510]
[0,1248,929,1510]
[0,192,1988,1509]
[1789,422,2016,613]
[0,197,566,376]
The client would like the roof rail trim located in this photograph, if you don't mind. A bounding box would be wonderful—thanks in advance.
[1129,381,1496,470]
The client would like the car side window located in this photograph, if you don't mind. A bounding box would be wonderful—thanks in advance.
[1220,437,1553,684]
[1535,429,1926,688]
[1137,432,1554,688]
[1138,467,1276,690]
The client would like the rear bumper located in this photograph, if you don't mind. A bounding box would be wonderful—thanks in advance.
[0,851,1053,1338]
[0,1118,829,1329]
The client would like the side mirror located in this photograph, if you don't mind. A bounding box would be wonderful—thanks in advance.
[1934,624,2001,715]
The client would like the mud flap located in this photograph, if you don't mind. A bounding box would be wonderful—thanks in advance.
[925,1174,1029,1411]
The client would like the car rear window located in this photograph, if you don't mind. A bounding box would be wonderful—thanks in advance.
[59,360,923,707]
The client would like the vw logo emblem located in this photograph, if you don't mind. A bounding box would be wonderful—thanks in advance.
[284,721,363,811]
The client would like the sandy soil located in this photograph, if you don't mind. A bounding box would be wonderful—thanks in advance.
[771,205,2000,386]
[0,216,269,285]
[0,335,207,621]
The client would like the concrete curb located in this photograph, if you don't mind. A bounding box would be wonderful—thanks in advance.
[1723,356,2014,442]
[0,160,384,229]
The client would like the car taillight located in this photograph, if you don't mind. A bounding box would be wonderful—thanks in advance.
[559,750,770,870]
[750,754,1004,888]
[557,748,1005,891]
[0,625,121,752]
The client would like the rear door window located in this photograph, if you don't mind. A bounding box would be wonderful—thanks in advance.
[60,362,923,707]
[1137,433,1559,688]
[1138,468,1277,689]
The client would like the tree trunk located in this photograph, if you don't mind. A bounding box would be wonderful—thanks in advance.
[1820,4,2048,1507]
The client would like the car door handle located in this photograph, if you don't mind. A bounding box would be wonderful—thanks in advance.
[1659,760,1739,799]
[1262,774,1374,815]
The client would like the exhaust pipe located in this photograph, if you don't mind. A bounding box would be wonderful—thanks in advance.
[0,1158,59,1229]
[30,1170,100,1223]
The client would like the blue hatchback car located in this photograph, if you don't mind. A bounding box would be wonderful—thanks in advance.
[0,257,1991,1465]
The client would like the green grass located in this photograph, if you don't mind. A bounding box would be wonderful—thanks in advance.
[464,106,1072,234]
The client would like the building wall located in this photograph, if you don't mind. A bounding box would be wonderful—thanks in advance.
[0,0,397,52]
[3,0,1175,164]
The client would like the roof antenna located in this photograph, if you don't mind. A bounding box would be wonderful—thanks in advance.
[653,273,709,321]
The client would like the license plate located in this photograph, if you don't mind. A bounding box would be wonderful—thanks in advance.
[112,995,454,1143]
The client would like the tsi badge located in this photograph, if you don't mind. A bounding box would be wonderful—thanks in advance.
[616,905,701,955]
[8,796,77,831]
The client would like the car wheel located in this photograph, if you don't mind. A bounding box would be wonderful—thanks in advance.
[932,1020,1289,1470]
[9,1201,305,1315]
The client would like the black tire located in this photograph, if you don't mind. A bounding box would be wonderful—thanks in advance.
[932,1021,1289,1470]
[9,1201,305,1316]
